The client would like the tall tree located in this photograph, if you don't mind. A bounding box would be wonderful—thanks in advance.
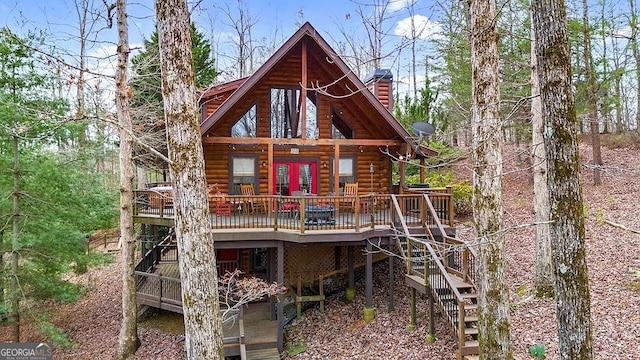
[582,0,603,185]
[115,0,140,357]
[469,0,513,358]
[10,136,20,341]
[629,0,640,129]
[217,0,259,78]
[530,11,553,297]
[435,0,472,147]
[0,29,117,344]
[497,0,531,146]
[155,0,224,358]
[130,24,218,175]
[532,0,594,358]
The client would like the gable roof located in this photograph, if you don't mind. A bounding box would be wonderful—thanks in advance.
[199,22,435,157]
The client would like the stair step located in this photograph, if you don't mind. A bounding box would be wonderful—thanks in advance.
[456,283,474,290]
[464,327,478,336]
[439,292,478,302]
[450,314,478,324]
[464,315,478,323]
[441,292,476,297]
[460,340,479,356]
[246,347,280,360]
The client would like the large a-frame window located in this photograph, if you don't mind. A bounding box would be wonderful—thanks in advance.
[232,104,257,137]
[270,87,317,139]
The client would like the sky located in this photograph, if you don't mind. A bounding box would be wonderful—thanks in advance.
[0,0,443,94]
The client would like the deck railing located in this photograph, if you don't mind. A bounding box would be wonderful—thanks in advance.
[135,230,175,275]
[135,269,183,313]
[132,191,441,233]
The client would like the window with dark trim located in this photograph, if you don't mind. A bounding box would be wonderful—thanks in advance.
[329,156,356,194]
[230,156,257,194]
[250,248,269,272]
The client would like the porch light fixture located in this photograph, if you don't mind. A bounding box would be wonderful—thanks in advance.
[262,161,267,167]
[322,161,328,168]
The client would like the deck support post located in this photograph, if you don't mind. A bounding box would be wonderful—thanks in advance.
[429,290,435,337]
[269,247,276,320]
[347,246,354,288]
[334,246,341,271]
[345,246,355,304]
[277,241,284,352]
[409,287,416,331]
[388,253,394,312]
[363,240,374,322]
[365,241,372,308]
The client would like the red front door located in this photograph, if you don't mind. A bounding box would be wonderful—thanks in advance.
[273,161,317,195]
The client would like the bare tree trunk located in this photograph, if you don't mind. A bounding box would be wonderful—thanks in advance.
[530,12,554,297]
[582,0,602,185]
[74,0,87,121]
[530,13,554,297]
[155,0,225,358]
[115,0,140,358]
[0,231,3,307]
[11,136,20,342]
[469,0,513,358]
[532,0,594,358]
[220,0,257,78]
[631,0,640,129]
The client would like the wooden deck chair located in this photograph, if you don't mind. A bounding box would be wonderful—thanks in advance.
[239,184,266,214]
[340,182,358,211]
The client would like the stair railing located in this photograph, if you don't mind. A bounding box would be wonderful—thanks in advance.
[422,194,477,286]
[391,194,476,354]
[135,230,176,284]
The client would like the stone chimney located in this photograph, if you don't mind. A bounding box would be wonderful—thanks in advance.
[364,69,393,110]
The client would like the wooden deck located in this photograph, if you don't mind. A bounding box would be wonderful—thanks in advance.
[137,263,279,358]
[132,191,457,243]
[133,189,466,358]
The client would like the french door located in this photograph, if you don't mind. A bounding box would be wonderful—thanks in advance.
[273,161,317,196]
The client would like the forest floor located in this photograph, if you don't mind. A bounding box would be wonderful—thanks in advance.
[1,136,640,359]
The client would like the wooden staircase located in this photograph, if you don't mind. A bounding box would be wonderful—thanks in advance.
[390,194,479,359]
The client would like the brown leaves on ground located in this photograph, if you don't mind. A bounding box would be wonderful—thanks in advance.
[1,141,639,359]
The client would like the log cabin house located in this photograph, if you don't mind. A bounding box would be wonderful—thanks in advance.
[133,22,479,359]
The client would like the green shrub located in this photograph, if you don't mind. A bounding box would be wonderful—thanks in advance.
[39,315,75,348]
[423,171,473,217]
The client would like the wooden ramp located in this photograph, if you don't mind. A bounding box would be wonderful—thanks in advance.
[223,302,279,359]
[222,302,278,356]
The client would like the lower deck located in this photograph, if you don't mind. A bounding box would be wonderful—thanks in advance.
[137,262,278,358]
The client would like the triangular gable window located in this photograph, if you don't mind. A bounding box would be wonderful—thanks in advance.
[330,106,353,139]
[232,104,257,137]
